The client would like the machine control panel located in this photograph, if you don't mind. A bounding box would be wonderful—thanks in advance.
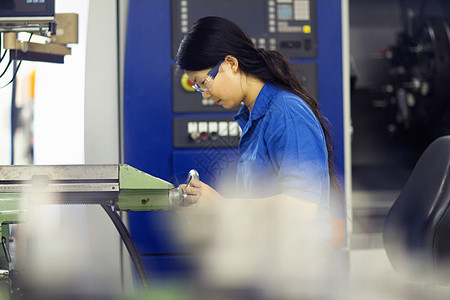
[171,0,317,59]
[171,1,319,152]
[174,118,241,148]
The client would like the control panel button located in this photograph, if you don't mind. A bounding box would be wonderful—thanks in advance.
[181,73,195,92]
[198,122,208,133]
[303,25,311,34]
[218,122,228,136]
[208,122,218,133]
[304,38,311,51]
[209,131,219,141]
[294,0,311,20]
[199,131,209,142]
[187,122,198,133]
[202,98,214,106]
[229,121,239,136]
[190,132,201,143]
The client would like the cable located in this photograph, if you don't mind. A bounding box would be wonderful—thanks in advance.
[0,57,13,79]
[0,49,7,64]
[100,204,150,289]
[0,54,22,89]
[0,34,32,89]
[10,58,17,165]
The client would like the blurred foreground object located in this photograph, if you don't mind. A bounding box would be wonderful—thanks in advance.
[174,196,347,300]
[384,135,450,285]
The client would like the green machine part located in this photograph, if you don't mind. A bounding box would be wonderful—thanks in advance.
[0,193,28,297]
[0,164,179,271]
[0,164,188,298]
[116,164,175,211]
[0,164,178,212]
[0,193,27,269]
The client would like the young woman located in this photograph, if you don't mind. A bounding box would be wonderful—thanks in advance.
[176,16,339,243]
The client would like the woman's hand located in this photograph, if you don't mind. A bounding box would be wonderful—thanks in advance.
[179,179,225,208]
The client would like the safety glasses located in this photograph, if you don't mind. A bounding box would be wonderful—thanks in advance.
[191,61,222,93]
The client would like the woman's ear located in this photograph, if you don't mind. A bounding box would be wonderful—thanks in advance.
[224,55,239,73]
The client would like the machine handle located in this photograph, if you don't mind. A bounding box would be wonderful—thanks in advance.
[185,169,199,189]
[169,169,200,208]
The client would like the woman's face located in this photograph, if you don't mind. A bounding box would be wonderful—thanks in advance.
[186,58,245,109]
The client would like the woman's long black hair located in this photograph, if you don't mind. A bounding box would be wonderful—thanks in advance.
[176,16,342,197]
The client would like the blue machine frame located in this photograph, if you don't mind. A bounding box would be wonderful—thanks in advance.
[124,0,344,279]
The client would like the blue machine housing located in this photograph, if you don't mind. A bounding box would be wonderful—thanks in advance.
[124,0,344,280]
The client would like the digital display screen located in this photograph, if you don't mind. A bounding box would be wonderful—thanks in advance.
[188,0,268,37]
[0,0,54,18]
[17,0,46,13]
